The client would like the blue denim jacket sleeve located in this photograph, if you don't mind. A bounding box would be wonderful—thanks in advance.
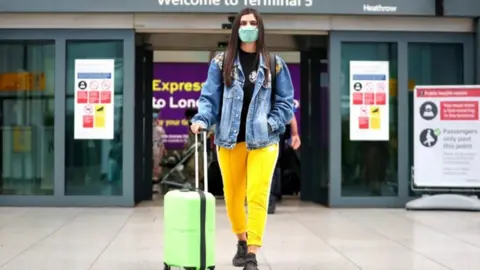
[191,54,223,129]
[268,55,294,133]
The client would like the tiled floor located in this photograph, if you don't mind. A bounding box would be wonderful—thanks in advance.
[0,200,479,270]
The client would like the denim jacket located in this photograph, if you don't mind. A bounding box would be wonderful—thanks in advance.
[192,52,294,150]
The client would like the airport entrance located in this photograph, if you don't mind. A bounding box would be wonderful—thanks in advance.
[133,32,329,205]
[0,0,474,209]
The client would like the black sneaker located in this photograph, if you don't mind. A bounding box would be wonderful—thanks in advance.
[243,253,259,270]
[232,240,247,267]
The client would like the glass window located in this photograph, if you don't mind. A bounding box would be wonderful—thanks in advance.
[0,41,55,195]
[341,42,398,197]
[408,43,463,196]
[65,40,123,196]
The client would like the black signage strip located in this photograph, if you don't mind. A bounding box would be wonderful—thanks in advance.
[2,0,436,16]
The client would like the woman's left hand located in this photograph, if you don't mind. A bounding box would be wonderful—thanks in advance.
[291,135,301,150]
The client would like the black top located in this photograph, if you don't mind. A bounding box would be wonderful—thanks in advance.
[237,49,258,143]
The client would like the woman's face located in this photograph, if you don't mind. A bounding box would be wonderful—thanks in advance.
[238,13,259,43]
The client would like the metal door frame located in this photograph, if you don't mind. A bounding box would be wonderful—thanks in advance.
[300,48,329,205]
[0,29,135,206]
[134,38,154,204]
[328,31,474,207]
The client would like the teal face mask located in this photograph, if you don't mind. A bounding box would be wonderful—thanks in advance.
[238,25,259,43]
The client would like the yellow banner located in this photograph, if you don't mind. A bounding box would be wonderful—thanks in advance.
[388,79,417,96]
[0,72,45,91]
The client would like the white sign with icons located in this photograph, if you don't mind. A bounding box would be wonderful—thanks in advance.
[74,59,115,140]
[414,85,480,187]
[349,61,390,141]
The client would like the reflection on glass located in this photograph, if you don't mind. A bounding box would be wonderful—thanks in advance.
[341,42,398,197]
[65,40,124,196]
[0,41,55,195]
[408,43,463,196]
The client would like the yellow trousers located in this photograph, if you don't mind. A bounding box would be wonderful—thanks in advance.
[217,142,278,247]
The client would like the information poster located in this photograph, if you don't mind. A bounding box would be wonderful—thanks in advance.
[74,59,115,139]
[349,61,389,141]
[414,85,480,187]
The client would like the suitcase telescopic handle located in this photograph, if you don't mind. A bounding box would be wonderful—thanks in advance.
[194,129,208,192]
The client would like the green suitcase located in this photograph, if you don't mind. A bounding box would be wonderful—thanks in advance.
[163,131,216,270]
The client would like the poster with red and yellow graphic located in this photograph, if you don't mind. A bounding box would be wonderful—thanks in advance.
[74,59,114,139]
[349,61,390,141]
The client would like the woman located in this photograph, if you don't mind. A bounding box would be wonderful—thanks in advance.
[190,8,294,270]
[152,111,166,183]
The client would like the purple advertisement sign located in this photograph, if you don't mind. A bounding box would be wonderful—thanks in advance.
[153,62,300,149]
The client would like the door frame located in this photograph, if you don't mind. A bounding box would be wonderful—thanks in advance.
[300,48,329,205]
[134,38,154,204]
[328,31,474,207]
[0,29,135,206]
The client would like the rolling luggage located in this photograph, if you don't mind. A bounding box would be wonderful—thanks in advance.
[163,130,216,270]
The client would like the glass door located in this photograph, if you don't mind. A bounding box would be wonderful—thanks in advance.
[340,42,399,198]
[329,32,403,207]
[300,49,329,205]
[407,43,466,196]
[329,31,473,207]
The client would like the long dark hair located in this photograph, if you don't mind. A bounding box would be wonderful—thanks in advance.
[223,8,270,87]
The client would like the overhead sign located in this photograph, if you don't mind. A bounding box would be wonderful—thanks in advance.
[414,85,480,188]
[74,59,115,140]
[0,0,435,15]
[349,61,389,141]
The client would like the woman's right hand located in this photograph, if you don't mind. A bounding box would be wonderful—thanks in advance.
[190,122,205,134]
